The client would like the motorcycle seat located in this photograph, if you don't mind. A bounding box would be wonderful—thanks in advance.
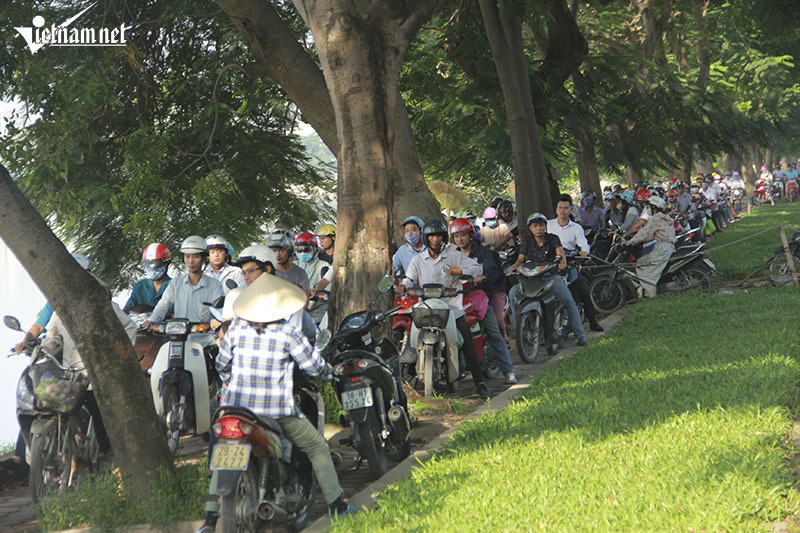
[256,416,284,436]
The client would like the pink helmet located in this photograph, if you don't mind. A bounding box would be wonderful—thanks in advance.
[483,207,498,219]
[761,165,767,171]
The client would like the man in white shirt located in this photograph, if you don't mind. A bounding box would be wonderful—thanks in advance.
[547,194,604,332]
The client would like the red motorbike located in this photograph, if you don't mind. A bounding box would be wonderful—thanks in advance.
[751,179,771,207]
[786,180,798,202]
[390,278,417,348]
[462,286,501,380]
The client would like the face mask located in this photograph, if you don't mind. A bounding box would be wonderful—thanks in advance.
[297,252,313,263]
[146,266,167,280]
[582,198,594,208]
[486,219,498,228]
[405,232,421,246]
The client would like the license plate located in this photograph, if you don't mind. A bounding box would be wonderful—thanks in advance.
[210,443,251,471]
[703,258,716,270]
[341,387,373,411]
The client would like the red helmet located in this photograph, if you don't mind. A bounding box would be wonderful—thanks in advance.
[449,218,474,236]
[295,232,318,248]
[634,189,652,202]
[142,243,170,268]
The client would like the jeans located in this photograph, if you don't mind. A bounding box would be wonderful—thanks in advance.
[483,305,514,374]
[510,274,586,342]
[205,415,343,513]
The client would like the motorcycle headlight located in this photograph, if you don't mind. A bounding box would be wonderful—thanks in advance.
[16,375,34,412]
[165,320,190,335]
[422,286,445,299]
[519,264,548,277]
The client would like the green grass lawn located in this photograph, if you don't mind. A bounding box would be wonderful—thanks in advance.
[708,201,800,279]
[333,288,800,531]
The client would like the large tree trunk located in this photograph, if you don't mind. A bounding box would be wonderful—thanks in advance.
[575,125,602,199]
[0,165,172,500]
[293,0,442,322]
[479,0,554,222]
[216,0,441,243]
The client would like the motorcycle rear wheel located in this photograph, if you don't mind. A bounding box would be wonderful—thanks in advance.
[220,460,260,533]
[357,407,388,480]
[676,266,714,291]
[481,346,502,380]
[588,275,626,314]
[29,418,71,504]
[547,307,568,356]
[768,253,800,285]
[516,310,542,364]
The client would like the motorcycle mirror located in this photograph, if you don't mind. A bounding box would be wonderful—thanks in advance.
[211,296,226,309]
[3,315,21,332]
[225,279,238,290]
[377,274,394,293]
[315,329,332,350]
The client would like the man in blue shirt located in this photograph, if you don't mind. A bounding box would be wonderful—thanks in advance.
[391,216,425,275]
[124,243,172,312]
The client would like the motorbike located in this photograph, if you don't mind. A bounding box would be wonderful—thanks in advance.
[767,230,800,285]
[210,331,330,532]
[461,287,502,381]
[588,237,716,314]
[511,257,570,364]
[786,180,799,203]
[326,275,412,479]
[127,303,165,372]
[5,315,102,505]
[731,187,745,212]
[400,281,474,397]
[751,180,770,207]
[148,309,223,454]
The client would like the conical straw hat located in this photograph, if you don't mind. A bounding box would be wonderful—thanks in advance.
[232,273,306,323]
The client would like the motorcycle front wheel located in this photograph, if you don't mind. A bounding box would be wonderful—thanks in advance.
[481,346,502,380]
[29,418,71,504]
[357,407,388,480]
[220,460,260,533]
[768,253,800,285]
[161,385,182,455]
[516,310,542,364]
[423,344,435,397]
[588,275,627,314]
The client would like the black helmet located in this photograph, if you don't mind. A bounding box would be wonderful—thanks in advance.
[422,219,449,246]
[489,196,504,209]
[497,200,514,216]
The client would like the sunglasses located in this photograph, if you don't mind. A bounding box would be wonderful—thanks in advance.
[296,247,312,253]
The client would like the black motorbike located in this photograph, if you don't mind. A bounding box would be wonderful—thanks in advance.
[325,276,411,479]
[767,230,800,285]
[5,315,103,504]
[512,257,570,364]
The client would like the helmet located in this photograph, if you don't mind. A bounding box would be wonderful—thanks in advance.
[690,185,700,194]
[141,243,170,268]
[580,191,596,207]
[315,223,336,237]
[489,196,504,209]
[612,184,622,193]
[422,219,449,246]
[617,191,634,204]
[463,209,477,219]
[295,232,318,249]
[603,193,615,201]
[634,189,652,202]
[449,218,474,236]
[401,216,424,230]
[267,229,294,253]
[526,212,547,225]
[234,245,277,269]
[760,165,767,172]
[206,235,228,250]
[497,200,514,216]
[72,252,92,271]
[666,189,677,202]
[603,185,613,193]
[180,235,208,255]
[483,207,498,219]
[648,195,666,209]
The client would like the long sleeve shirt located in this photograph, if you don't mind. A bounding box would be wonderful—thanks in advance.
[392,242,425,275]
[627,212,676,246]
[217,318,332,419]
[401,245,483,319]
[203,264,246,294]
[547,219,590,254]
[149,273,224,323]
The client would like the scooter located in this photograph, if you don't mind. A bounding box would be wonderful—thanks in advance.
[210,331,330,532]
[786,180,798,203]
[147,310,222,454]
[462,286,501,380]
[326,276,411,479]
[5,316,102,504]
[511,257,570,364]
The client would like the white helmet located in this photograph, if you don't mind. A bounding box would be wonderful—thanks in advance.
[648,195,666,209]
[180,235,208,254]
[234,245,276,268]
[72,252,92,271]
[205,234,228,250]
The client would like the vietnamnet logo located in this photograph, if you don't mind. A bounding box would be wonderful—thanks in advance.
[14,2,129,54]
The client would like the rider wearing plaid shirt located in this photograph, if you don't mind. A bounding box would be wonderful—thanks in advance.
[216,318,332,418]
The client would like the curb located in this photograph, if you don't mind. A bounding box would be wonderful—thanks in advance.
[305,310,626,532]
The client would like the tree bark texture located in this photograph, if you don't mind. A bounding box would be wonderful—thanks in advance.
[0,164,173,500]
[575,125,602,198]
[479,0,554,221]
[216,0,442,242]
[293,0,442,322]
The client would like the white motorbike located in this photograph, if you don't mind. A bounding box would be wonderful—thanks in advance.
[148,317,220,454]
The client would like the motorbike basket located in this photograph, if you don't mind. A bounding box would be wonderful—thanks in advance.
[412,307,450,329]
[28,358,89,414]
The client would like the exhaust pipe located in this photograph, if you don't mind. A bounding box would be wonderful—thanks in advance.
[387,405,411,444]
[257,501,289,523]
